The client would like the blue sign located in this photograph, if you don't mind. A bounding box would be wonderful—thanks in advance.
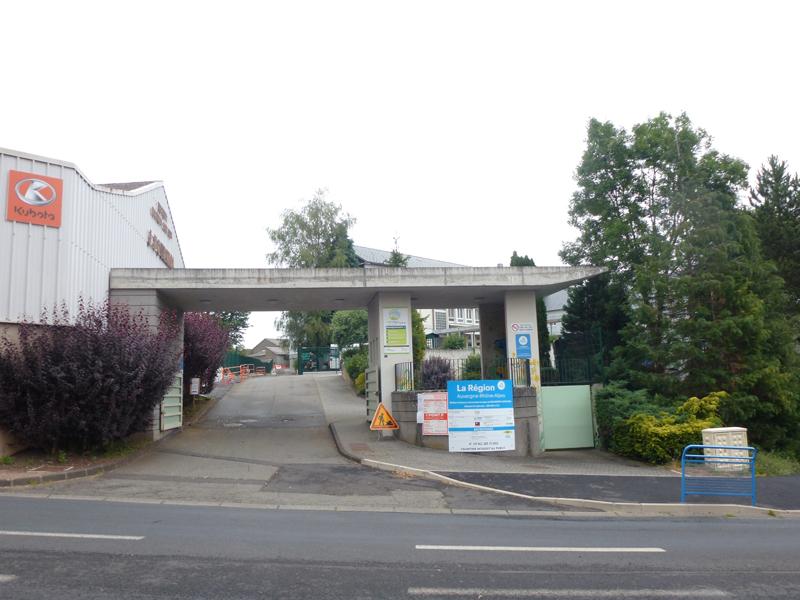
[447,380,515,452]
[515,333,532,359]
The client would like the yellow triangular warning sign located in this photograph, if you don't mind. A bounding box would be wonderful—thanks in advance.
[370,403,399,430]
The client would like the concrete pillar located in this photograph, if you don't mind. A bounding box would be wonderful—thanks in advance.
[367,292,413,437]
[478,303,505,379]
[504,290,542,393]
[109,289,184,441]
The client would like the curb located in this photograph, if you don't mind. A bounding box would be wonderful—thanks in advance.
[328,423,800,519]
[0,435,167,489]
[328,423,363,464]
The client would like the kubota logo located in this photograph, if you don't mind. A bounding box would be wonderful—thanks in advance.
[6,170,63,227]
[15,178,58,206]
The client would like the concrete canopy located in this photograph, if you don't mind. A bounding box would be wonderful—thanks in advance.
[109,266,606,312]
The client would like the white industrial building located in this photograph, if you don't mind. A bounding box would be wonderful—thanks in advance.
[0,147,184,335]
[0,147,185,454]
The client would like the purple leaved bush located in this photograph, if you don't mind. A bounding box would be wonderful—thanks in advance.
[183,312,229,396]
[420,356,453,391]
[0,300,181,453]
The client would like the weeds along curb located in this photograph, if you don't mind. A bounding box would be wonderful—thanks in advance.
[0,427,184,489]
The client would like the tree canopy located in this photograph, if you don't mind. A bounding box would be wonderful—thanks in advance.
[267,191,359,349]
[749,156,800,312]
[211,311,250,350]
[560,112,799,451]
[267,190,358,269]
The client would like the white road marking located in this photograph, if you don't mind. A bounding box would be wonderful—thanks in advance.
[415,545,665,553]
[0,575,18,583]
[407,588,729,597]
[0,530,144,541]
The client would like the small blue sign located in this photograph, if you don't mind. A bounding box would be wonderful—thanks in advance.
[515,333,532,359]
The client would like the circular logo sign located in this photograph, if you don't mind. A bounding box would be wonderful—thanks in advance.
[518,335,529,346]
[15,178,58,206]
[497,381,506,390]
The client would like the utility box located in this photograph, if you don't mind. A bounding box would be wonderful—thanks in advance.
[702,427,749,472]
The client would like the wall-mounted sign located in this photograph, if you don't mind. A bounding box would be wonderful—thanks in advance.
[383,307,410,348]
[147,230,175,268]
[515,333,532,359]
[6,170,63,227]
[417,391,448,435]
[447,380,515,452]
[150,202,173,239]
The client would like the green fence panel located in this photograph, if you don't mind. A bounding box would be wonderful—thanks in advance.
[540,385,595,450]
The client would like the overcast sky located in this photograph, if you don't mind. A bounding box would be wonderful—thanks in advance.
[2,1,798,347]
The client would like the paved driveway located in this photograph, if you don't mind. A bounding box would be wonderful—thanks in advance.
[5,374,565,512]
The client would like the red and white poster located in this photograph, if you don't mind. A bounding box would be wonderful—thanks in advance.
[417,391,448,436]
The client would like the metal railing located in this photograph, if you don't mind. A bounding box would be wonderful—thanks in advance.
[395,357,533,391]
[541,358,595,386]
[680,444,758,506]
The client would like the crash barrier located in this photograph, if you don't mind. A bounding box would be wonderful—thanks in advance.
[680,444,757,506]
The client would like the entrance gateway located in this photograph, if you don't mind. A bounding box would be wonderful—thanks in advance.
[109,265,605,443]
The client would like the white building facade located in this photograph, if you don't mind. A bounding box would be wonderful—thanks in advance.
[0,147,184,331]
[1,148,185,454]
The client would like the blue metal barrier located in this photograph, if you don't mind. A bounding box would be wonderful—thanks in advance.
[680,444,757,506]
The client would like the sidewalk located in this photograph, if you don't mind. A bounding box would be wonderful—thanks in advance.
[316,373,800,514]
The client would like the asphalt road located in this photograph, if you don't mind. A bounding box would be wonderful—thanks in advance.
[0,496,798,599]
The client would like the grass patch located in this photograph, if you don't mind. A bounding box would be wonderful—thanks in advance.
[183,394,213,423]
[0,455,14,465]
[95,439,149,461]
[756,450,800,476]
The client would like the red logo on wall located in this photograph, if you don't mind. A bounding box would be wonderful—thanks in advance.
[6,170,63,227]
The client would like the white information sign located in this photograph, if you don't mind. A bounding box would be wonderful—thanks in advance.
[447,380,515,452]
[417,392,448,435]
[190,377,200,395]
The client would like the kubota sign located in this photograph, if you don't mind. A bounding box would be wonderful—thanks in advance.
[6,170,63,227]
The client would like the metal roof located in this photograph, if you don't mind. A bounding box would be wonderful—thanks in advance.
[353,245,464,268]
[99,181,157,192]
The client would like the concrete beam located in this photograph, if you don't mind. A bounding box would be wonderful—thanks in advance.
[109,266,606,312]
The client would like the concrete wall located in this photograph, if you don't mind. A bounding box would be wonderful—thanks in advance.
[391,386,542,457]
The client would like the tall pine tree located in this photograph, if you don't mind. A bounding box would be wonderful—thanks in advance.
[749,156,800,312]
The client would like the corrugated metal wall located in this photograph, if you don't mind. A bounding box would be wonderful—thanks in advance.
[0,149,185,324]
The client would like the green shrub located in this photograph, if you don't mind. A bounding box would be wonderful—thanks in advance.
[593,382,662,449]
[442,333,466,350]
[343,347,368,382]
[611,392,724,464]
[462,353,482,380]
[756,450,800,476]
[354,372,366,396]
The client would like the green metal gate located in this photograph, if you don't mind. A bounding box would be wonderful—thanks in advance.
[297,346,340,374]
